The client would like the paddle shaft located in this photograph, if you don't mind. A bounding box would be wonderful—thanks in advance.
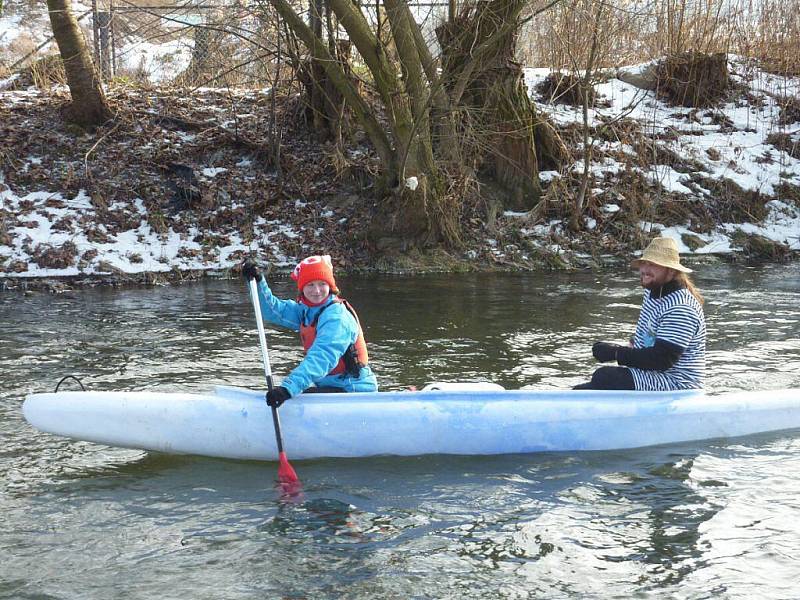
[248,278,286,455]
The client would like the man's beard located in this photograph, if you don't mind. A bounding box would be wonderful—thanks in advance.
[641,278,657,290]
[641,273,674,290]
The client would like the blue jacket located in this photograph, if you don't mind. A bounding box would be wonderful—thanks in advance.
[255,279,378,396]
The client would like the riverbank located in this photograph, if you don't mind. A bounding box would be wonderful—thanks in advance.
[1,56,799,291]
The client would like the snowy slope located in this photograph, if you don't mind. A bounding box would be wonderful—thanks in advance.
[1,55,799,280]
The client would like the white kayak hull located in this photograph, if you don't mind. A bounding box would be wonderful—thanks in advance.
[22,386,800,461]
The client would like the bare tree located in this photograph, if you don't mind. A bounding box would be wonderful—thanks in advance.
[261,0,569,248]
[46,0,113,129]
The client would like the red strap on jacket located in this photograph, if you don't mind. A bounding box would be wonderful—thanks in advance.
[298,298,369,376]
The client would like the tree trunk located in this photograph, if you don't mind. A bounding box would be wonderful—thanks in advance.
[46,0,113,129]
[485,65,544,211]
[269,0,393,163]
[300,39,352,143]
[369,167,455,250]
[304,0,329,138]
[324,0,460,246]
[437,0,568,211]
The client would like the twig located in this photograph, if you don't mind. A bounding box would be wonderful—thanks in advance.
[84,119,123,179]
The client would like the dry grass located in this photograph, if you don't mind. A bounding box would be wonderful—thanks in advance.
[28,54,66,88]
[775,182,800,208]
[521,0,800,77]
[522,0,639,70]
[2,31,38,69]
[778,96,800,127]
[734,0,800,77]
[766,133,800,160]
[691,176,770,223]
[729,230,791,260]
[535,72,597,106]
[31,240,78,269]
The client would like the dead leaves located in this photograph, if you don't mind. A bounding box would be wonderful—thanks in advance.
[31,240,78,269]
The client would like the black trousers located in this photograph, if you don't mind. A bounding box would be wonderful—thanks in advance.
[304,386,346,393]
[573,366,635,390]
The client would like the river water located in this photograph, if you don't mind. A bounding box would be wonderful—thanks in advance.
[2,264,800,599]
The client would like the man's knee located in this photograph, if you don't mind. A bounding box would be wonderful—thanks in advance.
[590,366,634,390]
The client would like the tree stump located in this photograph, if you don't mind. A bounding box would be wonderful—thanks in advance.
[656,52,730,108]
[536,72,595,106]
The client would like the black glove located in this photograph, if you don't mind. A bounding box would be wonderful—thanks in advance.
[241,260,262,282]
[592,341,622,363]
[266,386,291,408]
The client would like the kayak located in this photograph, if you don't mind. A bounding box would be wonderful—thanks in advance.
[22,385,800,460]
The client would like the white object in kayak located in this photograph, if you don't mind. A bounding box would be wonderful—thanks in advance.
[22,385,800,461]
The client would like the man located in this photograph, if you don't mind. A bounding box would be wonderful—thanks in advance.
[575,237,706,391]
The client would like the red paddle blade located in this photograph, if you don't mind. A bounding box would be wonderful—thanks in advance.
[277,451,299,484]
[276,452,303,500]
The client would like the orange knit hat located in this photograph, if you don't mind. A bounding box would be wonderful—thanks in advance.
[291,255,339,294]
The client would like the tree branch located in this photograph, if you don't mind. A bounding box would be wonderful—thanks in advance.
[259,0,394,164]
[327,0,413,134]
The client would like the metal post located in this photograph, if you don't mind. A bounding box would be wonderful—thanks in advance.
[192,25,210,79]
[97,11,111,79]
[109,0,116,76]
[92,0,100,67]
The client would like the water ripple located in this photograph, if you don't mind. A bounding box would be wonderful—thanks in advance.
[2,265,800,598]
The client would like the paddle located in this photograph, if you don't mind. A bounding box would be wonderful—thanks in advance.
[247,278,300,488]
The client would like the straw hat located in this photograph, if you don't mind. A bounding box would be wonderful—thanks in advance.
[631,237,693,273]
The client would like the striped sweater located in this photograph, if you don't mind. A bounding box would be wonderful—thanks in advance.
[628,285,706,391]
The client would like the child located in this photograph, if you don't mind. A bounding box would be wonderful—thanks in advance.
[242,255,377,406]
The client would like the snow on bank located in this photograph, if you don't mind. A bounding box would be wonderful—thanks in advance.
[520,56,800,255]
[0,14,25,46]
[652,199,800,254]
[0,177,300,279]
[525,57,800,198]
[0,73,20,90]
[0,0,92,59]
[1,56,800,282]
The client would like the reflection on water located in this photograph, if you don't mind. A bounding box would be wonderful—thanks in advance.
[1,263,800,598]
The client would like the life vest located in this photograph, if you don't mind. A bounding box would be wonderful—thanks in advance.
[299,297,369,377]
